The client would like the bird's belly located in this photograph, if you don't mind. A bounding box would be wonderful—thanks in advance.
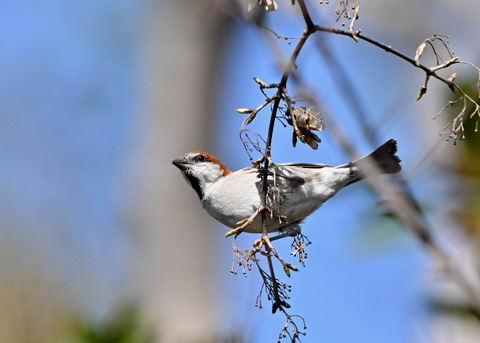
[202,178,262,230]
[202,185,323,234]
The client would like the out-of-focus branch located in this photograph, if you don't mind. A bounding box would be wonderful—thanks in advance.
[295,84,480,313]
[233,1,480,341]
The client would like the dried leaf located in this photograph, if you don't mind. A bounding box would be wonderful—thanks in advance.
[290,107,324,131]
[305,132,321,150]
[288,107,324,149]
[248,0,278,12]
[262,0,278,11]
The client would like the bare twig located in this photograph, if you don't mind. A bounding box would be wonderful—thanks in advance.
[277,308,307,342]
[232,1,480,341]
[348,5,360,41]
[290,233,311,267]
[231,236,257,276]
[334,0,357,26]
[309,25,480,142]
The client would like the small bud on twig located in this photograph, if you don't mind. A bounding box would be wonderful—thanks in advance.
[245,113,257,125]
[286,263,299,272]
[430,56,460,73]
[253,76,263,85]
[417,86,427,101]
[283,265,291,277]
[236,219,248,226]
[447,73,457,93]
[348,6,360,41]
[225,227,244,238]
[236,108,254,114]
[296,131,306,143]
[444,56,459,67]
[414,42,426,65]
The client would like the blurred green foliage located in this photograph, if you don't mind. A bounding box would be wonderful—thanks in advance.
[428,298,480,321]
[449,76,480,240]
[64,305,156,343]
[428,72,480,321]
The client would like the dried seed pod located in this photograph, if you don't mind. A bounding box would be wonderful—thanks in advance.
[290,106,324,131]
[287,107,324,149]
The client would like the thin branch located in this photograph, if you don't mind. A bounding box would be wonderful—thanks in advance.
[234,2,480,342]
[297,0,314,30]
[310,24,480,141]
[310,25,458,89]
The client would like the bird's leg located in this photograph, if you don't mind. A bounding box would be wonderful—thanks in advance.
[269,232,290,242]
[270,223,302,241]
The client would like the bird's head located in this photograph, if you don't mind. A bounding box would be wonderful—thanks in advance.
[172,151,231,200]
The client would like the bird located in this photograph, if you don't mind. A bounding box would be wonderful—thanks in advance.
[172,139,401,236]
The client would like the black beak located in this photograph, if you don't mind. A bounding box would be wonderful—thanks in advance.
[172,157,191,171]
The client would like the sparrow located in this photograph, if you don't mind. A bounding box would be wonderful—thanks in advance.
[172,139,401,235]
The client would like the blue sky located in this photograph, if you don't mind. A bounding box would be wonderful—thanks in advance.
[1,0,479,342]
[214,16,430,342]
[0,0,144,313]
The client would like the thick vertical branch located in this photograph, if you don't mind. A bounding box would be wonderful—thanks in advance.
[260,25,313,239]
[258,1,316,318]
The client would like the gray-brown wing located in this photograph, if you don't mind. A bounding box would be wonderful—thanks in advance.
[279,162,333,169]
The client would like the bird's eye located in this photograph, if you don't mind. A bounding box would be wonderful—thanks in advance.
[195,154,207,162]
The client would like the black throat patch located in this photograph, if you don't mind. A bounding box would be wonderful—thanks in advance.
[185,173,204,200]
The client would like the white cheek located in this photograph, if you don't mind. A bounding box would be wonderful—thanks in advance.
[202,166,224,183]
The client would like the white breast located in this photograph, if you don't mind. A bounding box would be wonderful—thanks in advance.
[201,165,353,233]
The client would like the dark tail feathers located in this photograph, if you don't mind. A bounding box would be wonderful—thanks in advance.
[364,139,402,174]
[345,139,402,185]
